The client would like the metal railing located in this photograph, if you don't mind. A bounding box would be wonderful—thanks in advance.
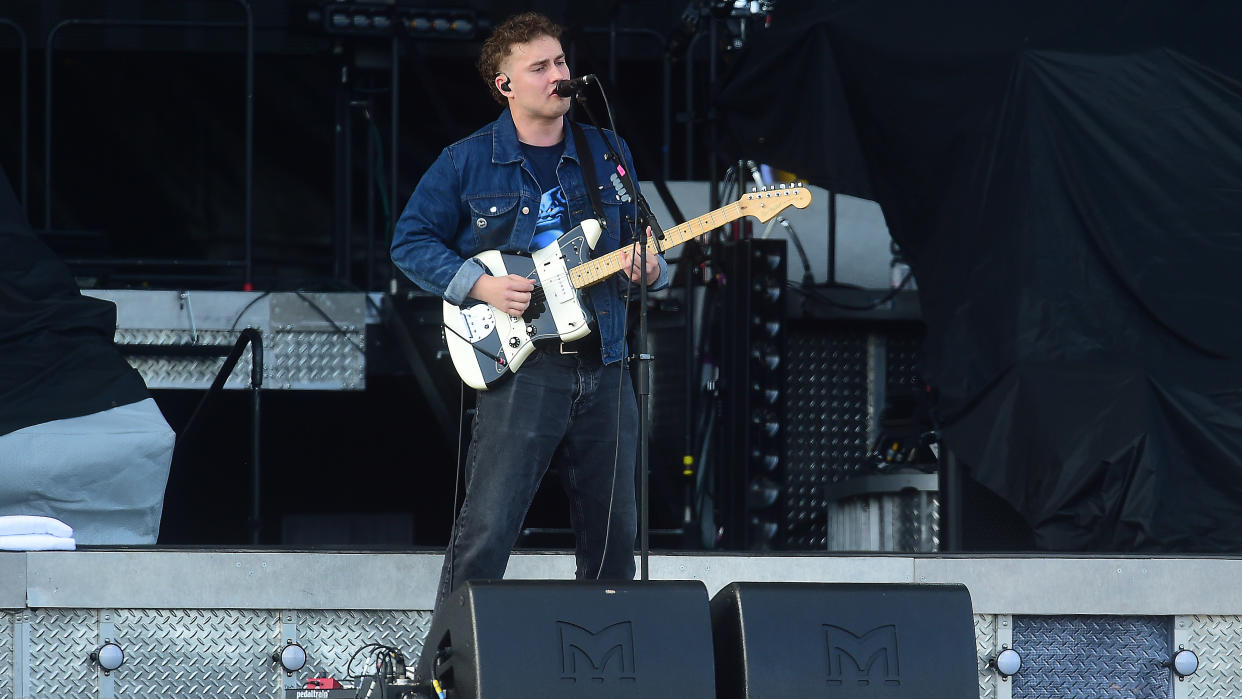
[139,327,265,545]
[0,18,27,213]
[43,0,255,286]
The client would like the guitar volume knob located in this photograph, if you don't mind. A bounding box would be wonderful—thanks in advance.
[509,337,521,348]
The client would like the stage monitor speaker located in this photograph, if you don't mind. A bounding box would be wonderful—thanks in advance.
[420,580,716,698]
[710,582,976,698]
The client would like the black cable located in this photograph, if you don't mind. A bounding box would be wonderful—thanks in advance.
[226,288,368,356]
[765,216,815,285]
[786,271,913,312]
[596,236,641,580]
[367,117,393,241]
[595,82,642,235]
[713,166,740,247]
[293,290,367,354]
[440,318,507,366]
[571,85,640,236]
[571,78,653,578]
[443,379,466,602]
[228,290,271,331]
[344,642,387,682]
[344,642,407,698]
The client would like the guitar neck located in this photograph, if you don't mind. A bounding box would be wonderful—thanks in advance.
[567,202,745,289]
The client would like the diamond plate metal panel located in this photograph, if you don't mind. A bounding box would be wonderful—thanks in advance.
[783,328,870,548]
[884,330,925,400]
[783,324,942,552]
[297,610,433,683]
[266,331,365,390]
[826,491,939,552]
[975,614,998,699]
[0,612,13,699]
[116,329,253,389]
[1012,615,1172,698]
[1184,615,1242,698]
[114,328,365,391]
[28,609,97,698]
[110,609,282,699]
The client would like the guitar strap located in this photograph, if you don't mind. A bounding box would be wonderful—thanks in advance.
[568,120,609,229]
[570,119,664,256]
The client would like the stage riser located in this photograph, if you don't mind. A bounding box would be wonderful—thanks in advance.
[2,611,1235,697]
[84,291,367,391]
[1,553,1239,697]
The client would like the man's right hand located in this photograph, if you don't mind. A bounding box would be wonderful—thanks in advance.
[469,274,535,318]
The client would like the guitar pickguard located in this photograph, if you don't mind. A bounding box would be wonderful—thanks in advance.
[452,303,496,343]
[442,223,599,391]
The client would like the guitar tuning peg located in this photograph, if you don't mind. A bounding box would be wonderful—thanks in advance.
[750,186,757,193]
[779,183,786,189]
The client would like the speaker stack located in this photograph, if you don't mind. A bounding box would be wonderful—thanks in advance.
[418,580,975,698]
[419,580,716,698]
[712,582,977,698]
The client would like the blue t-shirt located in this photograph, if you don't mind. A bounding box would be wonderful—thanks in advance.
[521,142,568,251]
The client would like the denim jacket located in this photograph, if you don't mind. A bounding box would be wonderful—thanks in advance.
[391,108,669,366]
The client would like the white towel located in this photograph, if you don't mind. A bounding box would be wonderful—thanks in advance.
[0,515,74,538]
[0,533,76,551]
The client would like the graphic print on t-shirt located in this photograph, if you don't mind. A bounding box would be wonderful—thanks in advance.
[530,185,568,251]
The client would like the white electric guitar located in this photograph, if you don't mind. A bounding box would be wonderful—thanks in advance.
[443,185,813,389]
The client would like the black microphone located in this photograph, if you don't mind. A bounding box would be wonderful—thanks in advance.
[554,74,595,98]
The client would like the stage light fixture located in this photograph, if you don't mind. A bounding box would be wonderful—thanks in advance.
[757,386,779,405]
[274,641,307,675]
[1171,647,1199,678]
[749,515,778,546]
[310,3,482,39]
[747,477,781,508]
[989,646,1021,679]
[89,641,125,674]
[751,410,780,438]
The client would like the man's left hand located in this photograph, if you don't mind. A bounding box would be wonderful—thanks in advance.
[618,230,660,286]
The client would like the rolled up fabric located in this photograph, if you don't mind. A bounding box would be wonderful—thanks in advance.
[0,515,74,538]
[0,533,76,551]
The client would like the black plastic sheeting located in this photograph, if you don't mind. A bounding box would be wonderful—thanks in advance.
[719,0,1242,551]
[0,165,150,438]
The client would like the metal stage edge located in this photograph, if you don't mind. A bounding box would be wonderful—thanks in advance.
[0,550,1239,697]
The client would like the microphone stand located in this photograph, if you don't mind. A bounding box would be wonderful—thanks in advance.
[571,85,660,582]
[636,208,652,582]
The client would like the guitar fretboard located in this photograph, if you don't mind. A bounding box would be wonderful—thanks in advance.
[568,202,744,289]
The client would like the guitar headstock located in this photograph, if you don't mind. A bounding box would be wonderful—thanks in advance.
[736,183,813,223]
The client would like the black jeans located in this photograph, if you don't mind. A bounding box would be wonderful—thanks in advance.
[434,347,638,611]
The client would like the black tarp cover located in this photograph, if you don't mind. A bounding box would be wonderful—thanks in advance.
[0,166,150,437]
[720,1,1242,551]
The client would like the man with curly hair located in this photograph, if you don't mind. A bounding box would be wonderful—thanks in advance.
[391,12,668,612]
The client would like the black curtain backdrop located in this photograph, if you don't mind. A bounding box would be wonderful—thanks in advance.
[0,164,150,437]
[720,0,1242,551]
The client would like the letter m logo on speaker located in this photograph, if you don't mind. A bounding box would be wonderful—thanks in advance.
[556,620,637,683]
[823,624,901,687]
